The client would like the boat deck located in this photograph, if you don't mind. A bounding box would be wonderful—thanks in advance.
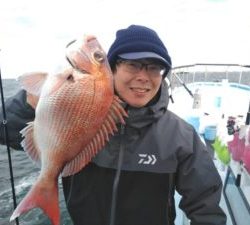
[168,75,250,224]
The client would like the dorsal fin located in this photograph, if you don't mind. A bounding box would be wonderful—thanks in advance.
[61,95,128,177]
[20,122,41,165]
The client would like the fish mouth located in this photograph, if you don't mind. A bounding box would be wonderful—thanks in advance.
[66,56,89,74]
[65,39,91,74]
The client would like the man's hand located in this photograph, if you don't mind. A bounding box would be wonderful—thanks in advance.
[26,92,39,109]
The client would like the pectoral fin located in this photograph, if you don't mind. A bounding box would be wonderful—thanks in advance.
[17,72,48,96]
[20,122,41,165]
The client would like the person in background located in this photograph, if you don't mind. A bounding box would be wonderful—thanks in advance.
[0,24,226,225]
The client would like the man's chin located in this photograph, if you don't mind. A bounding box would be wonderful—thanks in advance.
[127,100,149,108]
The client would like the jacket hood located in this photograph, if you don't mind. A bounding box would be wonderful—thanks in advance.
[92,80,170,170]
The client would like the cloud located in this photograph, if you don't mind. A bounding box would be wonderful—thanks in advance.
[1,0,250,78]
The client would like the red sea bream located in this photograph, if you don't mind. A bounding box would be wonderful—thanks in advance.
[10,35,127,225]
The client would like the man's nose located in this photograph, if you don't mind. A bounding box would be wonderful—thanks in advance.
[134,69,149,81]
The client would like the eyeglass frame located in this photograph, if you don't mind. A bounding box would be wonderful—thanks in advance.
[116,59,168,76]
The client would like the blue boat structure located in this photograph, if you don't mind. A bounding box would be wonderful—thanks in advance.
[169,63,250,225]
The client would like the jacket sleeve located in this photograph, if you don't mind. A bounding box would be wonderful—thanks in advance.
[0,90,35,150]
[176,130,227,225]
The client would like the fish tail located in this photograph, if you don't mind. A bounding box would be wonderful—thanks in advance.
[10,178,59,225]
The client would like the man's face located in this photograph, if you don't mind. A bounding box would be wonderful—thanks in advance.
[113,59,164,108]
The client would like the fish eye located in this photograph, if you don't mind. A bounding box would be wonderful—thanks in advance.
[93,50,105,63]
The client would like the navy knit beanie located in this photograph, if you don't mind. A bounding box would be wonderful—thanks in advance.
[107,25,172,76]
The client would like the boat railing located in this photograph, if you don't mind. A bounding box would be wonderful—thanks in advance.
[170,63,250,89]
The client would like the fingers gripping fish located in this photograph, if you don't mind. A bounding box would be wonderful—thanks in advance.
[10,35,128,225]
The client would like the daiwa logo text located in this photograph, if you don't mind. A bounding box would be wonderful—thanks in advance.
[138,154,157,165]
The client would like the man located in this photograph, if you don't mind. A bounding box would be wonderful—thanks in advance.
[1,25,226,225]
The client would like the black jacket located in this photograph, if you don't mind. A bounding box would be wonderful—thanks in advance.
[0,81,226,225]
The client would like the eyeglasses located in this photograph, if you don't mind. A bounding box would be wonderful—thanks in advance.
[116,59,167,76]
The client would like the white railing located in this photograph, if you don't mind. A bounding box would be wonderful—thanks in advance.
[170,63,250,89]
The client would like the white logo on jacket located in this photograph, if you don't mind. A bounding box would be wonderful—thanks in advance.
[138,154,157,165]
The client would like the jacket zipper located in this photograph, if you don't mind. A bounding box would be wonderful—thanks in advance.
[167,173,174,225]
[109,123,126,225]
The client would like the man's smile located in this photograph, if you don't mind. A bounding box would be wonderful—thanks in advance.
[130,87,150,93]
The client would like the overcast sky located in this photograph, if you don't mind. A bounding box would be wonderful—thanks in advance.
[1,0,250,78]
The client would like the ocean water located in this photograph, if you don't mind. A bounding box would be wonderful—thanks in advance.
[0,79,72,225]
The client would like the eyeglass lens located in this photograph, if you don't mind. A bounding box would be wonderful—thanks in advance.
[118,60,166,76]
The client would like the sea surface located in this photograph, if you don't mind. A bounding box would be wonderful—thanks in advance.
[0,79,72,225]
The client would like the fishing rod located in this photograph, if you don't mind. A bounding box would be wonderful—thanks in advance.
[0,50,19,225]
[171,71,194,98]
